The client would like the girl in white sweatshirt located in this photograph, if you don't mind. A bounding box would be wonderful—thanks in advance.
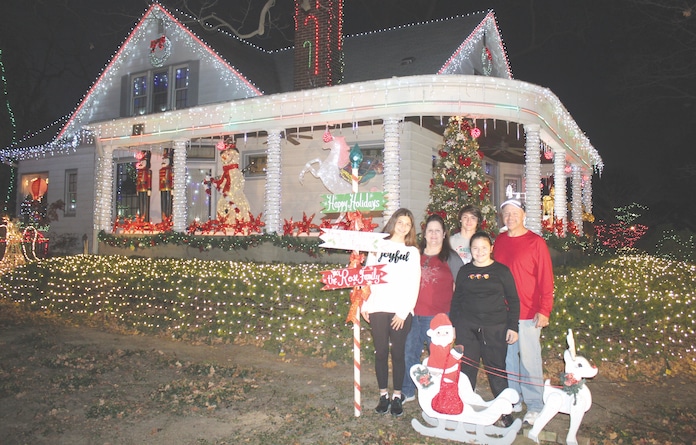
[361,208,421,416]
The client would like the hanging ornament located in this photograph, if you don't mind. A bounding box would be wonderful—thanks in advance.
[470,127,481,139]
[30,177,47,200]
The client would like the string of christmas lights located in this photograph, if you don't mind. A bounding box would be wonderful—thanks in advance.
[0,254,693,371]
[382,117,401,220]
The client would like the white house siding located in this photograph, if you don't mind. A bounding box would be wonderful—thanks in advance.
[17,148,96,254]
[398,122,441,224]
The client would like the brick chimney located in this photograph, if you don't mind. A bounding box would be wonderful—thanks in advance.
[293,0,344,90]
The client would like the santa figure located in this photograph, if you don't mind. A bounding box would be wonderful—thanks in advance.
[159,148,174,218]
[135,150,152,222]
[426,313,465,415]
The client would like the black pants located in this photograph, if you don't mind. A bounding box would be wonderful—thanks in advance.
[456,322,509,397]
[369,312,412,391]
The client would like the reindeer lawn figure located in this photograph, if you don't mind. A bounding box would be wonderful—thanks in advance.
[528,329,598,445]
[409,313,522,445]
[298,131,352,195]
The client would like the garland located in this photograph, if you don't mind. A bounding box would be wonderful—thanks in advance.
[97,230,337,258]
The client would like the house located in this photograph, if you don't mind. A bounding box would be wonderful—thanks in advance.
[1,1,602,256]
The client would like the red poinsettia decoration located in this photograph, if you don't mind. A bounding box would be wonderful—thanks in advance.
[283,218,295,236]
[296,212,320,235]
[567,220,580,237]
[247,213,265,234]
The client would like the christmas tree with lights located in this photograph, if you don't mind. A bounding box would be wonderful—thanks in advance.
[426,116,498,235]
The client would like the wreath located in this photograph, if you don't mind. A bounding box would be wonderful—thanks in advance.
[149,35,171,67]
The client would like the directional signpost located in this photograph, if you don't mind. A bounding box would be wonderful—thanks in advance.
[318,143,389,417]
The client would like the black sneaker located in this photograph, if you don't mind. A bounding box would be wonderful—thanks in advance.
[497,414,514,428]
[375,394,390,414]
[390,395,403,417]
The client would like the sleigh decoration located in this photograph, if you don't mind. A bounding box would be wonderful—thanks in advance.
[409,359,522,445]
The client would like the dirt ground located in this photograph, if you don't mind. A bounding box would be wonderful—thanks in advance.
[1,303,694,445]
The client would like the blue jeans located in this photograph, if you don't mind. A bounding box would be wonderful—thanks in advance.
[402,314,435,398]
[506,319,544,412]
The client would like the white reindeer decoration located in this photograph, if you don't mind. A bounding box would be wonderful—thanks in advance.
[528,329,598,445]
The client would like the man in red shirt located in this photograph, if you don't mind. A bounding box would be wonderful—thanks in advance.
[494,199,554,426]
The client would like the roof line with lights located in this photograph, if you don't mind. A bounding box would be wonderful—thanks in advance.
[56,3,263,141]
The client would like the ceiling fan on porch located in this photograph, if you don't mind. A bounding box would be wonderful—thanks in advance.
[486,135,525,157]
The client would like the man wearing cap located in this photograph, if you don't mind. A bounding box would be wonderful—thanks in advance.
[494,198,554,426]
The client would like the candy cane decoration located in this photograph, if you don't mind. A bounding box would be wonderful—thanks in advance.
[350,143,363,417]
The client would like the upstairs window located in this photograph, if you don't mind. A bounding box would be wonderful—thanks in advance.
[130,64,189,116]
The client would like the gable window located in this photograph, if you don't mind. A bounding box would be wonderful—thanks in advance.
[64,169,77,216]
[130,64,190,115]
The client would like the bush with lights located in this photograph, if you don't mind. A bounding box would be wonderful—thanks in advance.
[1,253,694,378]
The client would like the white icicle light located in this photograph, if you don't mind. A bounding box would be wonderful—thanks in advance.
[583,174,593,217]
[553,149,567,236]
[523,124,542,234]
[572,164,583,236]
[382,117,402,220]
[172,139,188,232]
[264,130,282,233]
[95,145,114,232]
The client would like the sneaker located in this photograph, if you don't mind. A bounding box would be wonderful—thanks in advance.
[523,411,540,425]
[375,394,390,414]
[497,414,514,428]
[390,395,403,417]
[402,394,416,404]
[512,402,523,413]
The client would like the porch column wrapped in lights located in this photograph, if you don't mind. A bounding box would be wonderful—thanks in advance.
[523,124,542,234]
[264,129,283,233]
[583,173,593,218]
[95,144,114,233]
[571,164,583,236]
[553,149,567,236]
[382,116,402,221]
[172,139,188,232]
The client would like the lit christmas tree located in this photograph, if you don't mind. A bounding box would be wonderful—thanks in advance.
[426,116,498,235]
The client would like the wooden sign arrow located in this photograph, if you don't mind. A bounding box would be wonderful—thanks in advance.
[319,229,389,252]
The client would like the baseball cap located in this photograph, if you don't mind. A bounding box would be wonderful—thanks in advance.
[500,199,525,211]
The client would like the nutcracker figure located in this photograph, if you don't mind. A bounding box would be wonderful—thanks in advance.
[159,148,174,218]
[135,150,152,221]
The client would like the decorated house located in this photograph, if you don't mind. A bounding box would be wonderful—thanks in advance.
[1,1,602,256]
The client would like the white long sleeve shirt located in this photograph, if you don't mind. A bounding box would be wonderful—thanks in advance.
[361,241,421,320]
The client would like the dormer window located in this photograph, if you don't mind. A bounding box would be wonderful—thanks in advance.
[129,63,190,115]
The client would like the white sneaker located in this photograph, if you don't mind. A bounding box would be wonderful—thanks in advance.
[402,394,416,404]
[512,402,523,413]
[523,411,540,425]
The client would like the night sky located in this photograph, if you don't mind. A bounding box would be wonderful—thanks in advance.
[1,0,694,229]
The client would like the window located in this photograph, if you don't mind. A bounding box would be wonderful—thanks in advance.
[64,170,77,216]
[174,66,189,109]
[130,64,190,116]
[132,75,148,115]
[152,70,169,112]
[186,166,212,224]
[242,151,268,178]
[115,162,139,219]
